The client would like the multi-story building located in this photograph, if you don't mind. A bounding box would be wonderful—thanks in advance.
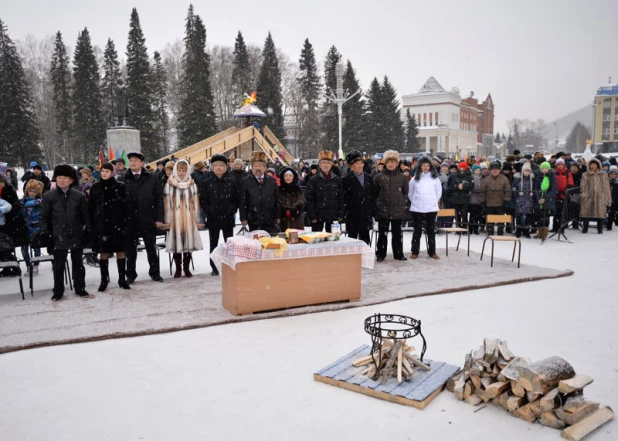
[592,82,618,152]
[402,77,491,158]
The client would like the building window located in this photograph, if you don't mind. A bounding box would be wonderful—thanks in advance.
[604,100,611,108]
[435,112,438,122]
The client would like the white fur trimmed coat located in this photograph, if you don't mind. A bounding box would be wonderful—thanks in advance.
[164,161,203,253]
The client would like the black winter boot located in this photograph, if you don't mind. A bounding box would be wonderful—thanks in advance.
[173,253,182,278]
[117,258,131,290]
[183,253,193,278]
[98,259,109,292]
[597,220,604,234]
[582,220,589,234]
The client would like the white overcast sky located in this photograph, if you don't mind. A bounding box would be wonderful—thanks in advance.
[2,0,617,134]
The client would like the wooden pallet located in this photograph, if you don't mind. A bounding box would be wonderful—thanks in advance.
[314,345,459,410]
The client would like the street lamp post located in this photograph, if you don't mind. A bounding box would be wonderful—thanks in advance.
[325,63,361,159]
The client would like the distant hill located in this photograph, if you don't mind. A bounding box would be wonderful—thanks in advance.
[544,105,592,142]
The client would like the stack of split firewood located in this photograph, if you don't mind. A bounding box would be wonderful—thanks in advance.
[447,339,614,441]
[352,339,430,384]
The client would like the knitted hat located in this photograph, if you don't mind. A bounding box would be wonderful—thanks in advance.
[383,150,400,163]
[433,155,442,164]
[346,150,364,167]
[480,162,488,169]
[556,158,565,165]
[210,154,228,166]
[522,163,532,173]
[458,162,469,170]
[540,161,551,171]
[24,179,44,197]
[234,158,243,166]
[250,151,267,165]
[489,161,501,170]
[440,161,449,169]
[53,164,75,179]
[29,161,38,168]
[318,150,335,163]
[471,164,480,172]
[101,162,114,172]
[32,164,43,171]
[610,165,618,173]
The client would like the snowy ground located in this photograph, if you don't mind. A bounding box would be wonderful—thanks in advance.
[0,229,616,441]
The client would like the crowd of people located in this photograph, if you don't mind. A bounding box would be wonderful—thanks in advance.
[1,147,617,301]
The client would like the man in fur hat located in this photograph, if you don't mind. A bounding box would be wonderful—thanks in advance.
[40,164,91,301]
[306,150,344,232]
[239,151,280,232]
[342,150,373,244]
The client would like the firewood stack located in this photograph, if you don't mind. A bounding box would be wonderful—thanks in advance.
[447,338,614,441]
[352,339,430,384]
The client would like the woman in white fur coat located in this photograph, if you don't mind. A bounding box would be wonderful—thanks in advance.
[164,160,203,277]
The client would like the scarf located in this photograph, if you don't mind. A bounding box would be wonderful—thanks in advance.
[541,174,550,192]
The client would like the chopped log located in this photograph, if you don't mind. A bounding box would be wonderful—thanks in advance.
[396,343,404,383]
[563,396,588,413]
[516,357,576,395]
[352,353,380,367]
[498,340,515,361]
[379,341,402,384]
[474,389,490,403]
[529,400,543,418]
[470,375,482,390]
[484,381,511,399]
[447,371,463,392]
[540,388,562,412]
[463,382,473,399]
[527,391,541,403]
[511,380,526,397]
[402,356,413,378]
[561,407,614,441]
[508,395,527,412]
[513,400,541,423]
[555,402,600,426]
[484,338,498,364]
[497,391,511,411]
[480,377,496,389]
[407,354,431,371]
[465,394,483,406]
[540,411,567,430]
[559,375,594,394]
[492,365,501,377]
[499,357,531,382]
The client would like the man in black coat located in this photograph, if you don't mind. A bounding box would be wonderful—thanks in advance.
[342,150,374,244]
[124,152,165,283]
[199,154,239,276]
[39,164,91,301]
[21,164,50,193]
[230,159,248,190]
[240,152,280,233]
[305,150,344,233]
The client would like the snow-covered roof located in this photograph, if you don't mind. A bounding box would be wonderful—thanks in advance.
[596,84,618,96]
[418,76,446,93]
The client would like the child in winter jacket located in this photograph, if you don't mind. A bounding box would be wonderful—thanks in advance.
[21,179,44,275]
[468,164,484,234]
[512,163,535,238]
[552,158,574,232]
[0,198,11,226]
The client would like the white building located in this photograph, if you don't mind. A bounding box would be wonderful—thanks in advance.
[402,77,480,158]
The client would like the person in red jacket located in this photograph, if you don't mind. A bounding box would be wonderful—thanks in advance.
[551,158,574,232]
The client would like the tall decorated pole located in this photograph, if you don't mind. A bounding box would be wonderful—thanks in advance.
[325,63,360,159]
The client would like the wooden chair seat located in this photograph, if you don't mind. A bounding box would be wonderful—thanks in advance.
[488,236,520,242]
[481,214,521,268]
[439,227,468,233]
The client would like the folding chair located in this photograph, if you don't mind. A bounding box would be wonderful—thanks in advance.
[437,208,470,257]
[0,233,25,300]
[28,230,73,296]
[480,214,521,268]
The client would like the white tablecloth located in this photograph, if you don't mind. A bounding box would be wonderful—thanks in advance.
[211,236,375,271]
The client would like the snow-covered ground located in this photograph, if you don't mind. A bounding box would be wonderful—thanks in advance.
[0,230,616,441]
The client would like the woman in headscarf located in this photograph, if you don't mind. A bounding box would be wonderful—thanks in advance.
[278,166,305,231]
[164,159,203,277]
[580,158,612,234]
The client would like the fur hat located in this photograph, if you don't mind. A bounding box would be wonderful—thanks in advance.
[194,161,206,170]
[210,154,227,166]
[80,167,92,177]
[251,151,267,165]
[458,162,469,171]
[165,161,175,170]
[489,161,501,170]
[502,163,513,172]
[382,150,399,164]
[310,163,318,171]
[24,179,44,197]
[346,150,364,167]
[53,164,74,179]
[318,150,335,163]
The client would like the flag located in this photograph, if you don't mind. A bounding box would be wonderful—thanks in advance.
[108,147,115,160]
[121,149,129,165]
[98,148,105,167]
[115,148,120,159]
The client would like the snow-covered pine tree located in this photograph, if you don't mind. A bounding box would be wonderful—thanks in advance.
[297,38,321,158]
[231,31,252,100]
[177,4,216,149]
[0,19,40,167]
[321,45,342,153]
[364,77,383,154]
[342,60,365,153]
[494,131,501,143]
[405,109,420,152]
[381,76,404,152]
[256,32,285,141]
[50,31,74,162]
[72,27,105,163]
[151,51,170,158]
[101,38,121,129]
[126,8,156,158]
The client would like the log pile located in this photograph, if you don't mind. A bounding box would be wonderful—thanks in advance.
[352,339,430,384]
[447,338,614,441]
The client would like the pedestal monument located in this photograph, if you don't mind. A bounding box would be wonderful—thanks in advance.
[106,79,141,156]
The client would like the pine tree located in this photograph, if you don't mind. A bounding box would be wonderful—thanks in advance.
[506,134,515,154]
[72,27,105,163]
[232,31,252,99]
[0,19,40,166]
[405,109,420,152]
[297,38,321,158]
[494,132,501,143]
[177,4,217,148]
[256,32,285,141]
[342,60,365,153]
[151,51,170,157]
[101,38,121,128]
[364,77,383,154]
[381,76,404,151]
[126,8,156,158]
[50,31,73,162]
[321,45,342,152]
